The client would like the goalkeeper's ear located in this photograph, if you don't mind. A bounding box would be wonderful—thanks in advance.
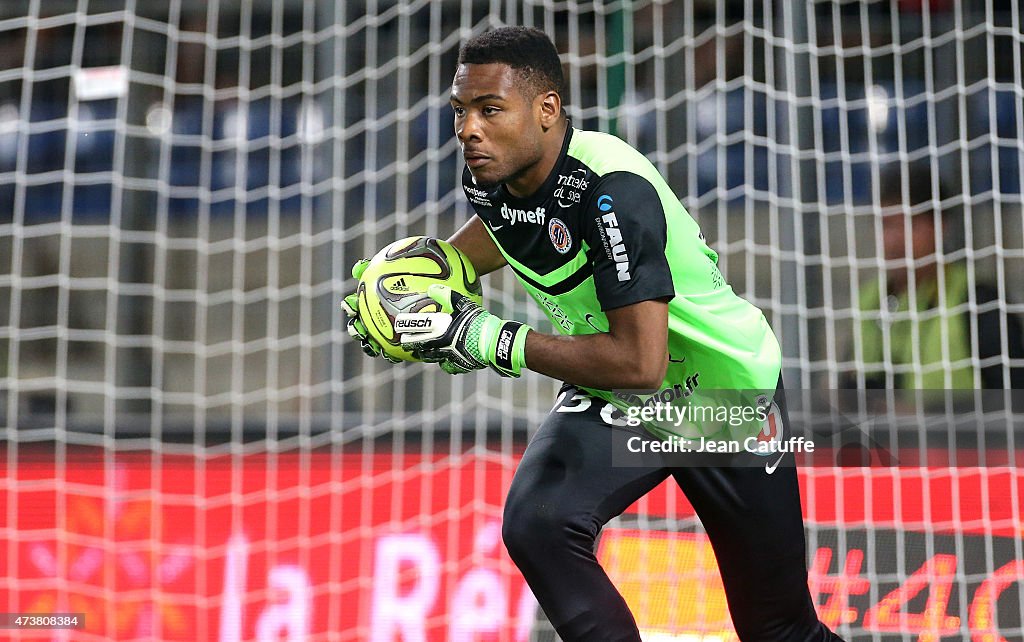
[538,89,562,131]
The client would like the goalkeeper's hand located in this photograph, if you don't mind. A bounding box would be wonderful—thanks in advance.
[397,284,530,377]
[341,259,402,364]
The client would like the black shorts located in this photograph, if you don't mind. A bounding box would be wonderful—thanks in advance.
[501,379,843,642]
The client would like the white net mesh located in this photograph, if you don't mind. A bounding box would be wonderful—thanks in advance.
[1,1,1022,640]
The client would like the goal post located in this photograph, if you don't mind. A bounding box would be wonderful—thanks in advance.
[1,1,1022,640]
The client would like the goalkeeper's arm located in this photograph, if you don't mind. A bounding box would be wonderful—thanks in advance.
[399,216,671,387]
[397,215,669,389]
[523,300,668,391]
[448,215,508,276]
[399,285,669,390]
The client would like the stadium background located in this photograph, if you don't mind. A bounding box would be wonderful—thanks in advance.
[0,0,1022,640]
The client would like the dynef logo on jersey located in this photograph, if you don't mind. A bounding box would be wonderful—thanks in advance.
[595,195,631,281]
[500,203,546,226]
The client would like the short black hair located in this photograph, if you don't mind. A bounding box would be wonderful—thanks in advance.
[457,26,566,98]
[878,161,949,213]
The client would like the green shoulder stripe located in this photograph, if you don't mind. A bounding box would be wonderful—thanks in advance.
[568,129,661,182]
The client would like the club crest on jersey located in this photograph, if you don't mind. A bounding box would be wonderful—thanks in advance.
[548,217,572,254]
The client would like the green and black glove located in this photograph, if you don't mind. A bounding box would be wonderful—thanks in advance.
[341,259,401,364]
[397,284,530,377]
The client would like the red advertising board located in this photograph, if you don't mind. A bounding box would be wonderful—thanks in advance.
[0,449,1021,640]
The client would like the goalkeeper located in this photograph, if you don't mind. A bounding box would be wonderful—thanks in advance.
[345,27,843,642]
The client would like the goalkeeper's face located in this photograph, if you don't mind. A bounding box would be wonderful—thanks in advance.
[451,63,557,194]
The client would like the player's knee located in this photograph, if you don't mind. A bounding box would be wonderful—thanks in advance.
[501,503,547,564]
[502,501,596,567]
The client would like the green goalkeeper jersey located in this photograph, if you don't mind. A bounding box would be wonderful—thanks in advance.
[462,126,782,439]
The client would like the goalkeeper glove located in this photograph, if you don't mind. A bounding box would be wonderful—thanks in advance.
[397,284,530,377]
[341,259,402,364]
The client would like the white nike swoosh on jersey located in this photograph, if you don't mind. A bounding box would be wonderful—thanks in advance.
[488,222,504,230]
[765,453,785,474]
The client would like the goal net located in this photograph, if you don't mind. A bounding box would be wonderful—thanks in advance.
[1,1,1021,640]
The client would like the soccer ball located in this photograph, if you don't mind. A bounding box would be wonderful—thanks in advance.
[357,236,483,362]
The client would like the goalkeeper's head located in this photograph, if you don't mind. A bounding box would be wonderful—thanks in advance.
[451,27,569,195]
[457,26,566,101]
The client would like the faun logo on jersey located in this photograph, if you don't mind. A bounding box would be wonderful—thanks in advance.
[465,185,492,206]
[595,195,631,281]
[548,217,572,254]
[500,203,546,226]
[554,168,589,208]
